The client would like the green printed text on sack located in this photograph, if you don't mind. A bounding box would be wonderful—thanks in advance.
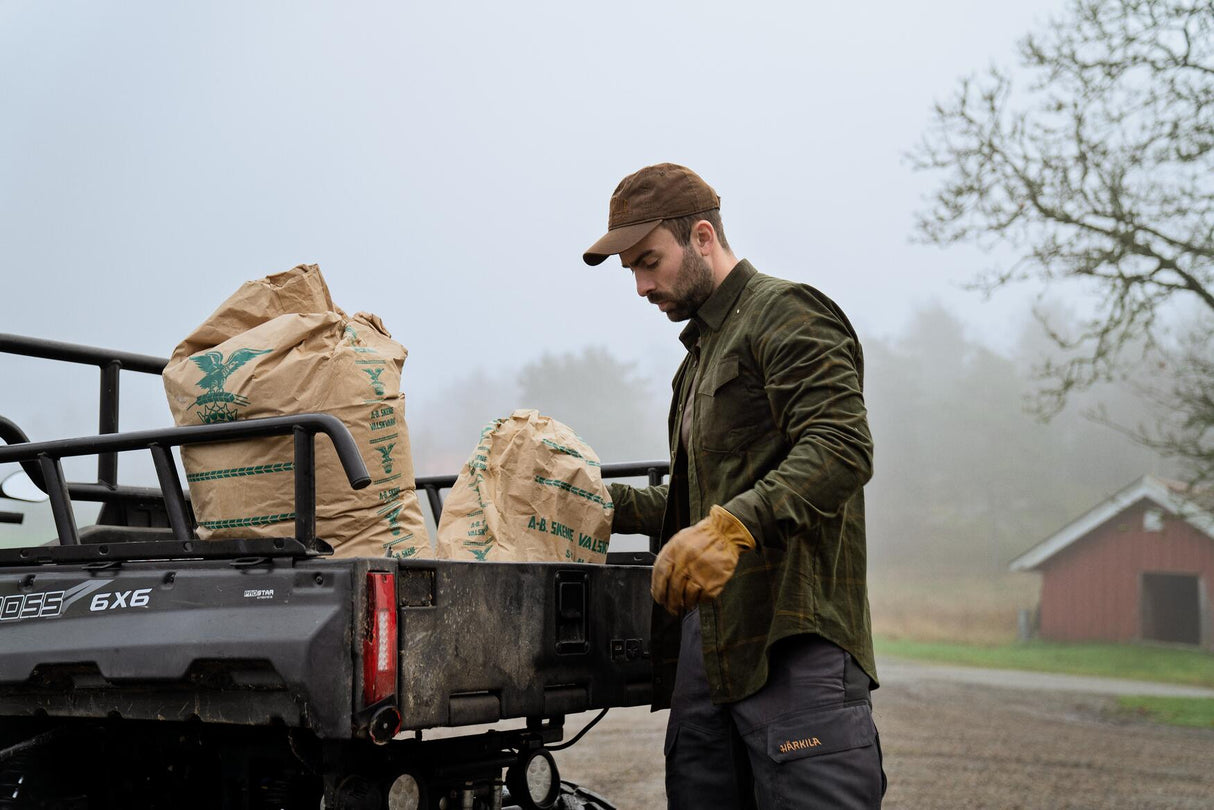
[369,402,397,430]
[578,532,608,555]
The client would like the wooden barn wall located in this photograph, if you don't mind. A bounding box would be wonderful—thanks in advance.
[1038,499,1214,643]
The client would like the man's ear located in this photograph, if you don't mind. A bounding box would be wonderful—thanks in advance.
[692,220,715,255]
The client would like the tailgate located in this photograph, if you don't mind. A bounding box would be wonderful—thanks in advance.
[396,559,653,730]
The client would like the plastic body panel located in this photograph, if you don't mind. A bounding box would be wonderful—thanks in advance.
[0,557,360,739]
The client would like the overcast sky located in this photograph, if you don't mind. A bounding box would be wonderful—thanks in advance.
[1,0,1067,462]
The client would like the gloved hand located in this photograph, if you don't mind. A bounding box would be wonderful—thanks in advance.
[651,505,756,615]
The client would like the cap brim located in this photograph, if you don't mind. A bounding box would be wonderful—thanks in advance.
[582,220,663,266]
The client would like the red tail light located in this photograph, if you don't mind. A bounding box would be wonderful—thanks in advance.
[363,572,398,706]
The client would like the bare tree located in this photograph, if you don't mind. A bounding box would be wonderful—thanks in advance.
[911,0,1213,482]
[1152,327,1214,489]
[1091,322,1214,492]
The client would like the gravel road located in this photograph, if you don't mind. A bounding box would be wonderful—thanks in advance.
[550,659,1214,808]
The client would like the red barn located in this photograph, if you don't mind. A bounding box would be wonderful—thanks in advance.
[1010,475,1214,650]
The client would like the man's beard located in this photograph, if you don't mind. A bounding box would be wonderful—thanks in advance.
[651,246,714,322]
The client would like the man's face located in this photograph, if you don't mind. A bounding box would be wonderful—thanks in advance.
[619,226,714,322]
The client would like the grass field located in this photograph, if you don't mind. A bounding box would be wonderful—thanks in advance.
[875,636,1214,688]
[868,570,1214,727]
[1114,696,1214,728]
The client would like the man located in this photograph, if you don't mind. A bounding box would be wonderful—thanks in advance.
[584,163,884,808]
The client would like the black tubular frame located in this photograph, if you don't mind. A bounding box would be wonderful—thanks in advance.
[0,415,371,549]
[0,333,168,492]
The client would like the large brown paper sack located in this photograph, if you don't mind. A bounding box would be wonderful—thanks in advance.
[162,265,430,559]
[436,409,614,563]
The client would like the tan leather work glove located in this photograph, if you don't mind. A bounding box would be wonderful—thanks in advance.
[651,505,756,615]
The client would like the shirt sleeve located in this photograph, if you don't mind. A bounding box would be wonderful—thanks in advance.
[722,286,873,543]
[609,481,668,537]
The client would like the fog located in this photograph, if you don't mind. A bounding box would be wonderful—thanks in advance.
[2,0,1176,569]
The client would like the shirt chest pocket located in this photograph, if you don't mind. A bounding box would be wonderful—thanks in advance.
[694,354,774,454]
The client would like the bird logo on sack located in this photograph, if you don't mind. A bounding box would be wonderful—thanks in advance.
[375,443,395,474]
[362,367,386,396]
[188,348,272,423]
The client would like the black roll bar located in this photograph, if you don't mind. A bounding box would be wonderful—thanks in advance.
[0,414,370,550]
[0,333,167,374]
[0,332,168,490]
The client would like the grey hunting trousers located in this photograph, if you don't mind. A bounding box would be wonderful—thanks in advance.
[665,612,886,809]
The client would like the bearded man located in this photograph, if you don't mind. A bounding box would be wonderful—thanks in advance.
[584,163,885,808]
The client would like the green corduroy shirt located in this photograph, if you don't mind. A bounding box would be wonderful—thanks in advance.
[610,260,876,708]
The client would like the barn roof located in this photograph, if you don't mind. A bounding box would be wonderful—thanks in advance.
[1009,475,1214,572]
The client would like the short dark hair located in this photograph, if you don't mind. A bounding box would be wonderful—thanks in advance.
[660,209,730,252]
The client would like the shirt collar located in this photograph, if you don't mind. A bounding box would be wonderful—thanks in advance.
[679,259,756,350]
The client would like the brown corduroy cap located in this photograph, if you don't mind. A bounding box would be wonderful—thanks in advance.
[583,163,721,266]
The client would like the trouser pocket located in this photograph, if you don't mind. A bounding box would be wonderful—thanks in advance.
[752,702,883,809]
[665,722,755,810]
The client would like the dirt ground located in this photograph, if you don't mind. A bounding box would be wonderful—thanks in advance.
[551,667,1214,808]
